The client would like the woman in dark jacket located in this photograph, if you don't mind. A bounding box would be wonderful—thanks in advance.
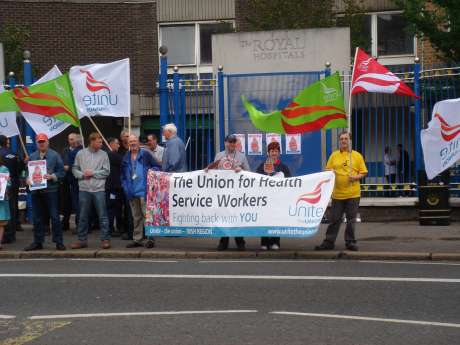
[256,141,291,251]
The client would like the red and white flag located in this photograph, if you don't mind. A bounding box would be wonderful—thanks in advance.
[351,48,418,98]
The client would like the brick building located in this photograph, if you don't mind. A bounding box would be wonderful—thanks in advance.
[0,0,444,146]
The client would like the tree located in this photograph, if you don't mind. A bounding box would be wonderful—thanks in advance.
[396,0,460,61]
[0,24,31,80]
[241,0,334,31]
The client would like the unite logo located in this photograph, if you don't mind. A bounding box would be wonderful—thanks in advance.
[434,113,460,142]
[288,179,330,223]
[80,69,118,111]
[358,58,373,72]
[80,70,111,93]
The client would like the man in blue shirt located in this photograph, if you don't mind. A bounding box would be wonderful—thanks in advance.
[24,133,65,251]
[121,135,159,248]
[161,123,187,173]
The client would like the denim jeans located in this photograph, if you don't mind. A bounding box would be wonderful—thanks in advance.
[77,191,110,242]
[32,191,63,245]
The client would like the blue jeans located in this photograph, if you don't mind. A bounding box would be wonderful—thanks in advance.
[32,191,63,245]
[77,191,110,242]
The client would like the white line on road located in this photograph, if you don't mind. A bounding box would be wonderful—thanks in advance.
[271,311,460,329]
[70,259,178,263]
[359,260,460,266]
[1,274,460,283]
[0,315,16,319]
[29,310,258,320]
[198,260,336,263]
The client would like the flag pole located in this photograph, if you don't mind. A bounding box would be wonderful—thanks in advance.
[87,115,111,151]
[78,124,85,149]
[348,47,359,182]
[128,114,131,136]
[17,134,28,160]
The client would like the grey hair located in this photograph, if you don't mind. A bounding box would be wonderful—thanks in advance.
[163,123,177,135]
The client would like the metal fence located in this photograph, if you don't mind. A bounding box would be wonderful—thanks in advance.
[157,55,460,197]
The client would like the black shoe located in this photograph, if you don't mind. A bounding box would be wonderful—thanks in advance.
[314,243,335,251]
[121,233,133,241]
[126,241,143,248]
[56,243,66,251]
[346,243,359,251]
[217,242,228,251]
[237,244,246,251]
[24,243,43,251]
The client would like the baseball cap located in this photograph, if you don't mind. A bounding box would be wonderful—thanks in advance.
[36,133,49,142]
[224,134,237,143]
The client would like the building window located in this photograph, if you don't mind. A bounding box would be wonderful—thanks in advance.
[199,22,234,64]
[160,25,196,65]
[377,13,414,56]
[159,21,234,75]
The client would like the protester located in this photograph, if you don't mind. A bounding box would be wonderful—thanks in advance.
[118,129,133,240]
[397,144,410,183]
[146,133,164,166]
[384,146,396,184]
[315,131,367,252]
[119,130,130,156]
[256,141,291,250]
[71,132,111,249]
[207,134,250,251]
[106,137,124,237]
[0,157,11,250]
[24,133,66,251]
[0,135,21,244]
[62,133,83,230]
[161,123,187,173]
[121,135,159,248]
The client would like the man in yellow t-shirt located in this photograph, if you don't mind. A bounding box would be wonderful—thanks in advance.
[315,131,367,251]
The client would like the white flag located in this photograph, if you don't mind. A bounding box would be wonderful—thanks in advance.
[0,84,20,138]
[21,66,71,139]
[421,98,460,179]
[69,58,130,118]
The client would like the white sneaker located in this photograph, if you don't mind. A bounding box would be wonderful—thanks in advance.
[270,244,280,250]
[260,245,268,251]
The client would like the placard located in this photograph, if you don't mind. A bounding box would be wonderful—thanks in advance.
[28,160,47,191]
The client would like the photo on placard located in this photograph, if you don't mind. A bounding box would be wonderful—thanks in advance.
[234,134,246,153]
[285,134,301,154]
[247,133,263,155]
[266,133,282,153]
[28,160,47,191]
[0,172,9,201]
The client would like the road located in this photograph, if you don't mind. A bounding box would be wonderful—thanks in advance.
[1,259,460,345]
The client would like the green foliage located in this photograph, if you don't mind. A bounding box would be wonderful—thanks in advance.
[336,0,372,53]
[0,24,31,81]
[395,0,460,61]
[243,0,334,30]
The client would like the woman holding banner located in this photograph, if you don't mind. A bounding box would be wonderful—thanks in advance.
[256,141,291,250]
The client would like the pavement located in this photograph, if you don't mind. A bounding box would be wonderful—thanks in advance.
[0,221,459,260]
[1,259,460,344]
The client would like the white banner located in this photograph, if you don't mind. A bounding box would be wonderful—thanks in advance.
[0,84,20,138]
[21,66,71,139]
[70,58,130,118]
[145,170,334,237]
[421,98,460,179]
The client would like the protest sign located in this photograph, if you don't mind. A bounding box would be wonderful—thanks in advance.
[28,160,47,191]
[145,169,334,237]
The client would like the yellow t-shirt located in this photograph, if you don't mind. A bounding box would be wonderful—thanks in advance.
[326,150,368,200]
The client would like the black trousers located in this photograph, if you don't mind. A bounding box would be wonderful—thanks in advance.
[324,198,360,246]
[219,237,245,247]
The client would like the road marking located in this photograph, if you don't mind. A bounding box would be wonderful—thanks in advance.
[1,273,460,283]
[360,260,460,266]
[271,311,460,329]
[0,315,16,319]
[199,260,336,263]
[29,310,258,320]
[0,320,71,345]
[70,259,178,263]
[0,259,57,262]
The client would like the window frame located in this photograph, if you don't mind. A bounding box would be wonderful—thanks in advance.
[158,20,235,77]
